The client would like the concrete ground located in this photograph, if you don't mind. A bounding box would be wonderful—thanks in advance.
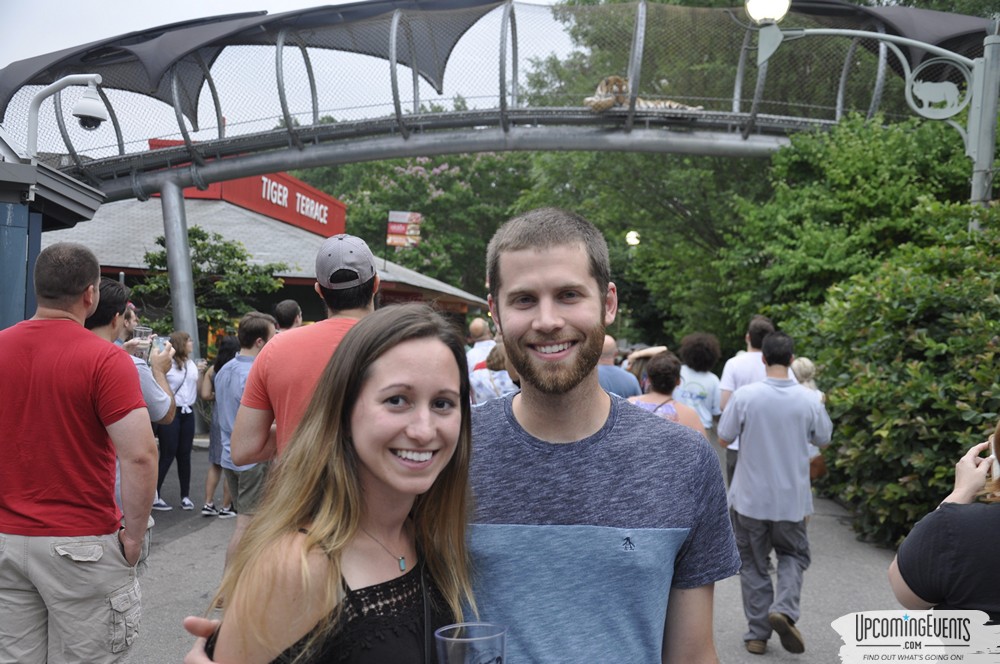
[133,439,900,662]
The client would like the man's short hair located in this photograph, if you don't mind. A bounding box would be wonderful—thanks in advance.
[762,331,794,367]
[84,278,130,330]
[747,315,775,349]
[273,299,301,329]
[237,312,277,348]
[486,207,610,302]
[34,242,100,306]
[318,273,377,313]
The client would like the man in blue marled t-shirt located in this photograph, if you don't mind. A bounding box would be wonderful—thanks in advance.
[471,207,740,663]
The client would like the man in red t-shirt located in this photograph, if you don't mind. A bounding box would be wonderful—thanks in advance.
[232,234,379,465]
[0,243,158,664]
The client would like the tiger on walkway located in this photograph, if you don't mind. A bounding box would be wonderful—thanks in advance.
[583,75,703,112]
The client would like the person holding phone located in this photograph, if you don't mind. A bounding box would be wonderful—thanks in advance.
[888,419,1000,622]
[152,331,206,512]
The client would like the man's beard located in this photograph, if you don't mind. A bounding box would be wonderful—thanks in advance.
[504,319,605,395]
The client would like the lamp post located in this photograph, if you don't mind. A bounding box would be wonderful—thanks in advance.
[618,230,642,338]
[746,0,1000,226]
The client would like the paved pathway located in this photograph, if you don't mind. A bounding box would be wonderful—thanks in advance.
[134,442,900,662]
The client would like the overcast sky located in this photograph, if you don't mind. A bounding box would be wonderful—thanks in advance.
[0,1,347,69]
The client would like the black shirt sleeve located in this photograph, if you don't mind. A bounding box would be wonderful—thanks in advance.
[895,505,954,606]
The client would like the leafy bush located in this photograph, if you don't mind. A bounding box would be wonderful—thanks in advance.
[717,115,970,336]
[788,208,1000,546]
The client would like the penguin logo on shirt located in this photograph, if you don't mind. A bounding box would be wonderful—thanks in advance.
[622,537,635,551]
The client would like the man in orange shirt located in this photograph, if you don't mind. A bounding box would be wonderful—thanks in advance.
[232,235,379,465]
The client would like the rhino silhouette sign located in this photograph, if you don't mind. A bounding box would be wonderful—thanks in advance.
[904,57,972,120]
[912,80,960,109]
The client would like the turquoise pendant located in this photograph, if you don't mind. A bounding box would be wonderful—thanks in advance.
[398,557,407,572]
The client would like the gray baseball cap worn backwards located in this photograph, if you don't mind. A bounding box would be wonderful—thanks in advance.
[315,234,377,290]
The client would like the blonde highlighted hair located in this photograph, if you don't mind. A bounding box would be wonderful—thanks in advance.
[790,357,818,391]
[210,303,475,660]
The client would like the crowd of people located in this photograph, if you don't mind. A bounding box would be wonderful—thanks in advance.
[0,207,996,664]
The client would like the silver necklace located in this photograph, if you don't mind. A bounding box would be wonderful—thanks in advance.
[360,526,407,572]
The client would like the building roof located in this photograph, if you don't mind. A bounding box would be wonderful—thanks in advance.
[40,197,487,309]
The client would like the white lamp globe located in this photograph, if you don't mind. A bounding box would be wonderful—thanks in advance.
[625,230,641,246]
[745,0,790,24]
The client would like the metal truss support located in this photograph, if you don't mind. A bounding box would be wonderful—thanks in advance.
[276,29,304,149]
[171,67,205,167]
[499,0,520,127]
[196,52,226,140]
[390,9,411,139]
[733,27,753,114]
[835,22,887,120]
[101,125,790,201]
[624,0,647,134]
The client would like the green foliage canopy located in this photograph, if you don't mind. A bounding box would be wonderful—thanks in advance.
[130,226,287,350]
[716,115,971,333]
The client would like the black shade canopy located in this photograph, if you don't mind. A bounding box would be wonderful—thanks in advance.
[0,0,993,130]
[0,0,503,127]
[790,0,996,72]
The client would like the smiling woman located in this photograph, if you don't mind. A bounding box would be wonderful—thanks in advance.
[196,303,475,664]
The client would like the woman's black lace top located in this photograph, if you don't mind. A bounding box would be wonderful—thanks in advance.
[272,563,453,664]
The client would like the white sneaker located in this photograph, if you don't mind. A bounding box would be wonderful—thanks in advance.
[180,497,194,510]
[151,498,172,511]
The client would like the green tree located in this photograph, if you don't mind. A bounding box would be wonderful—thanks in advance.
[715,114,970,335]
[130,226,287,351]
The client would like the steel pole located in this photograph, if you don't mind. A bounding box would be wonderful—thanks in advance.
[969,34,1000,224]
[159,180,201,359]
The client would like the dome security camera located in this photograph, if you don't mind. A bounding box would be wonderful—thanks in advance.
[72,84,108,131]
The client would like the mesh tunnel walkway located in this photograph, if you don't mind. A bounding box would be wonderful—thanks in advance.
[1,0,993,203]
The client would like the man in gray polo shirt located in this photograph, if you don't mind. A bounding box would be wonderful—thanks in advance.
[718,331,832,657]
